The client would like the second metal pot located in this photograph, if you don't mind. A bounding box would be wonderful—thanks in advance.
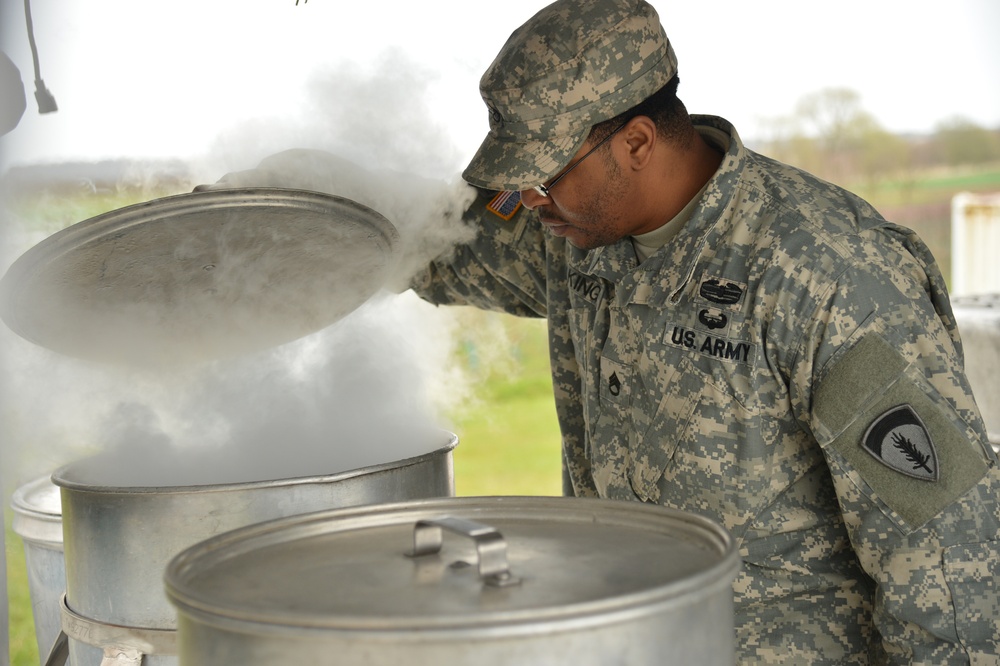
[11,474,66,663]
[52,431,457,666]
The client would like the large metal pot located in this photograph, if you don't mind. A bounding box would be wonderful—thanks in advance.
[165,496,740,665]
[52,431,457,666]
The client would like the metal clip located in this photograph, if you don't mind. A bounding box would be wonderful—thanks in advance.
[59,594,177,664]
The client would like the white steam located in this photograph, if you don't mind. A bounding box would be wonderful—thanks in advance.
[0,49,509,491]
[17,292,468,487]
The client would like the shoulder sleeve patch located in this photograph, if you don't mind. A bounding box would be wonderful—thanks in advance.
[862,404,938,481]
[814,333,989,530]
[485,191,522,220]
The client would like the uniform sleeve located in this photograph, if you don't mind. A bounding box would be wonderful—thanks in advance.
[410,189,552,319]
[799,251,1000,663]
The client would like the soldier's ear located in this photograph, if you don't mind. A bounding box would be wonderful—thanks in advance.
[621,116,656,172]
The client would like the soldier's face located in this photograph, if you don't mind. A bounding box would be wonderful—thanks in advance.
[519,140,633,250]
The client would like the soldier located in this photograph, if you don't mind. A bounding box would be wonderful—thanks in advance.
[197,0,998,661]
[411,0,1000,663]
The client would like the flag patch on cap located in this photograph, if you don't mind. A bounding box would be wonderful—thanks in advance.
[862,404,939,481]
[486,191,522,220]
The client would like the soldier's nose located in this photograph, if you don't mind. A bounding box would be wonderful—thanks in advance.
[519,188,547,210]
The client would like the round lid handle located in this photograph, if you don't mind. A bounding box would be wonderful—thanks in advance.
[405,516,521,588]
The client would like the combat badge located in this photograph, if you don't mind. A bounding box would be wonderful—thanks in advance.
[698,277,745,307]
[862,404,939,481]
[486,191,522,220]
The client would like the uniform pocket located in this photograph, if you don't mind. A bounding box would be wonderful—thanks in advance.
[598,355,632,407]
[628,353,702,502]
[568,306,598,447]
[628,342,764,517]
[943,539,1000,662]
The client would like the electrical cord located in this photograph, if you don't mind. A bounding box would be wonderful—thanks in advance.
[24,0,57,113]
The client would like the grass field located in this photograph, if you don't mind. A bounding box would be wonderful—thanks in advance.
[4,522,36,666]
[447,312,562,497]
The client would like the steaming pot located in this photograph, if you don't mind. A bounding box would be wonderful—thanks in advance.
[51,432,457,666]
[165,496,740,665]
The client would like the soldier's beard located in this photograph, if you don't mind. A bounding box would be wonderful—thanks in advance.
[546,168,631,250]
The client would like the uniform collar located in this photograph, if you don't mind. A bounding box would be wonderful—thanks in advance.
[586,115,746,305]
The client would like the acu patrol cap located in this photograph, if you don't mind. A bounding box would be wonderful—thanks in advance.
[462,0,678,192]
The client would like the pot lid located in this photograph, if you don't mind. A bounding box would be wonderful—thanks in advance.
[0,188,398,366]
[165,496,739,632]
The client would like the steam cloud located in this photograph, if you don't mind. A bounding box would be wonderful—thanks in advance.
[0,50,507,490]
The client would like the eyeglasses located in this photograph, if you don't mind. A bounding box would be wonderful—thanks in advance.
[532,120,629,198]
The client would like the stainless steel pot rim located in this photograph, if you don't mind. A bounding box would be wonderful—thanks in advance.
[171,576,735,638]
[11,474,62,516]
[51,431,457,494]
[165,496,740,632]
[11,474,64,545]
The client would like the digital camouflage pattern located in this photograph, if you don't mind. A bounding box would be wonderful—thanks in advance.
[462,0,677,192]
[413,116,1000,664]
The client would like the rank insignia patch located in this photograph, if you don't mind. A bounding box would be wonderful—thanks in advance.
[486,191,522,220]
[862,404,939,481]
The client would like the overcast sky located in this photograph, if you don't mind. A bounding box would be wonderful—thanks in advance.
[1,0,998,175]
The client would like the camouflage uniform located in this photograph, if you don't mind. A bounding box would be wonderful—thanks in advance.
[412,113,1000,663]
[193,0,997,659]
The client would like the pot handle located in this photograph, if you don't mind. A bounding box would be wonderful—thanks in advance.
[406,516,521,588]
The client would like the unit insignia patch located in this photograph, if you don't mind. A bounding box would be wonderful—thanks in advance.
[862,404,939,481]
